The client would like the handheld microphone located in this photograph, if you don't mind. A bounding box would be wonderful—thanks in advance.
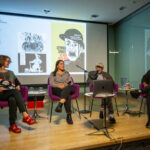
[68,81,71,85]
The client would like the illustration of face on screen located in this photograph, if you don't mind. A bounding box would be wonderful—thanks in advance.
[59,29,84,61]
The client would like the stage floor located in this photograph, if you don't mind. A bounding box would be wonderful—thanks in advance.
[0,95,150,150]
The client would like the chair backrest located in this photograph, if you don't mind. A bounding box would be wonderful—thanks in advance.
[47,76,79,101]
[47,77,50,85]
[139,83,146,97]
[114,83,118,94]
[20,86,29,102]
[139,83,144,89]
[0,86,28,108]
[47,77,60,101]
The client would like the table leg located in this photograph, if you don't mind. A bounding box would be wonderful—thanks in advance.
[32,95,44,119]
[123,91,131,114]
[88,98,111,139]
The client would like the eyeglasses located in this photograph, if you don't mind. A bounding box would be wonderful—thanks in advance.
[5,60,12,63]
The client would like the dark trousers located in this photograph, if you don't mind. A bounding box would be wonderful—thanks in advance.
[101,98,114,114]
[52,85,74,114]
[143,85,150,121]
[0,89,26,125]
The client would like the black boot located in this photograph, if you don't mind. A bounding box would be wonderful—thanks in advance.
[66,114,73,124]
[99,111,104,119]
[146,121,150,128]
[109,114,116,124]
[55,102,63,113]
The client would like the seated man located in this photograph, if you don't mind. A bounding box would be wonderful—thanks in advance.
[87,62,116,123]
[130,70,150,128]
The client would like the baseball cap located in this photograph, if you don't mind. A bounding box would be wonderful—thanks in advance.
[59,29,84,48]
[96,62,104,68]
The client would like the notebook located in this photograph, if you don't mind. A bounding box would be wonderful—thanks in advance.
[93,80,114,97]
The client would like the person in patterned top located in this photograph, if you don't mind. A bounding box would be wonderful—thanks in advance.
[0,55,36,133]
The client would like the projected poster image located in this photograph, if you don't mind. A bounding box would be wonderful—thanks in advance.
[22,33,44,52]
[18,32,45,53]
[17,32,49,75]
[18,53,46,73]
[51,22,86,74]
[145,29,150,72]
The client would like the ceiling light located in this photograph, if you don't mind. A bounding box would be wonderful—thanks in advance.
[91,14,99,18]
[43,9,51,14]
[119,6,126,11]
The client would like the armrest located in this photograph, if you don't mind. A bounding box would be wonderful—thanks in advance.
[72,84,80,97]
[20,86,28,102]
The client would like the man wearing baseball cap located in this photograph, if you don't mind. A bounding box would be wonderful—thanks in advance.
[87,62,116,123]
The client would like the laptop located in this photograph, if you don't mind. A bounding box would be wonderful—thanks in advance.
[93,80,114,97]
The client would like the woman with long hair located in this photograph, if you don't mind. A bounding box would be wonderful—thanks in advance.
[49,60,74,124]
[0,55,36,133]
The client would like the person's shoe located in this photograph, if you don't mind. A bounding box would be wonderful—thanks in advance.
[109,114,116,124]
[99,107,104,119]
[23,115,36,125]
[130,90,141,99]
[146,121,150,128]
[9,124,21,133]
[99,111,104,119]
[66,114,73,124]
[55,102,63,113]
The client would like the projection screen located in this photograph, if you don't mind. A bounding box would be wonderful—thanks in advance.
[0,14,107,84]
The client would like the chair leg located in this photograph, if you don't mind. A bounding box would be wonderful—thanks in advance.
[47,99,51,116]
[88,97,91,111]
[72,101,75,113]
[50,100,53,122]
[139,98,144,117]
[24,102,28,113]
[90,98,94,117]
[114,98,119,116]
[144,100,146,113]
[75,99,81,119]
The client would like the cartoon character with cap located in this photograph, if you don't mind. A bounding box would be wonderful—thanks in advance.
[59,29,84,61]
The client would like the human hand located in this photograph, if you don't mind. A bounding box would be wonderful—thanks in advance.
[16,86,21,91]
[64,83,68,87]
[143,82,148,87]
[104,77,106,80]
[0,87,6,92]
[58,85,65,89]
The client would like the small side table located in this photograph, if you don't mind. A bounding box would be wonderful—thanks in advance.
[119,88,136,114]
[28,90,46,119]
[86,92,115,139]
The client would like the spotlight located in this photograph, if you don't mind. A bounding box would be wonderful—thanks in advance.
[91,14,99,18]
[43,9,51,14]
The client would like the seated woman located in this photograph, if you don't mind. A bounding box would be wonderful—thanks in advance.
[0,55,36,133]
[49,60,74,124]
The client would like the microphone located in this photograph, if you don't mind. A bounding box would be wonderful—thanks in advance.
[76,65,88,73]
[67,81,71,85]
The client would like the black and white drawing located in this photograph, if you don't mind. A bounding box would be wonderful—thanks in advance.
[18,53,46,73]
[19,32,44,52]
